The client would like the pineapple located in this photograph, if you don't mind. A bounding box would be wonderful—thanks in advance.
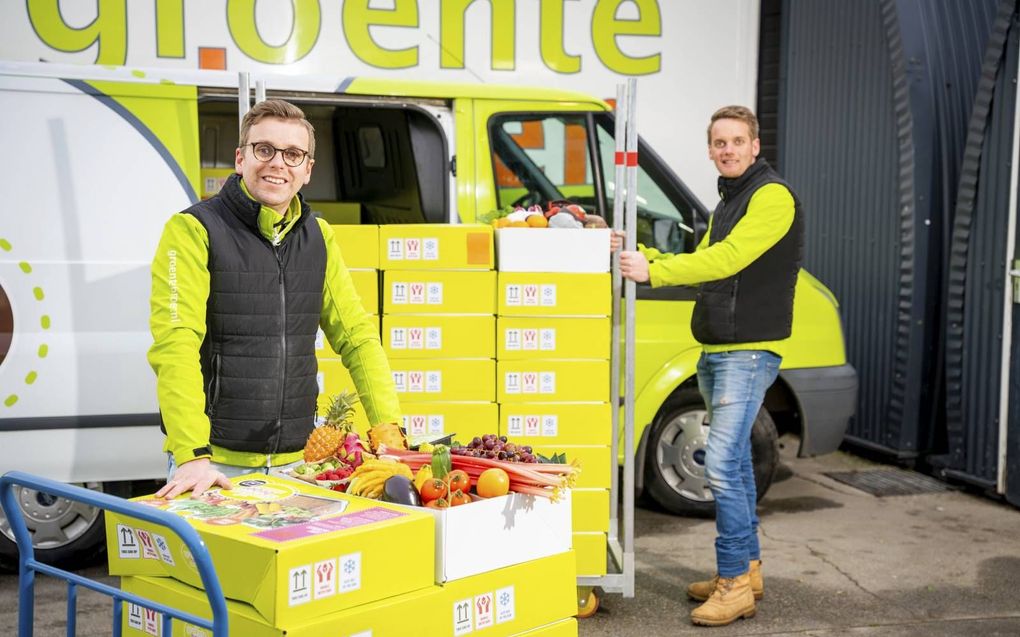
[303,391,359,462]
[367,422,407,453]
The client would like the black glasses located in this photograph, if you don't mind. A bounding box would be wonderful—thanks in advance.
[247,142,309,167]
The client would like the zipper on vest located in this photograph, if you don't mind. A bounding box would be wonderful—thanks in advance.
[272,246,286,455]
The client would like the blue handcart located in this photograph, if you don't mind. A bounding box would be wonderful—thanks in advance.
[1,471,229,636]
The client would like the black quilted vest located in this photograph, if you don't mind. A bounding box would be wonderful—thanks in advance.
[185,174,325,454]
[691,159,804,345]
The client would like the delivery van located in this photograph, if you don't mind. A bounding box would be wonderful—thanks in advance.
[0,61,856,568]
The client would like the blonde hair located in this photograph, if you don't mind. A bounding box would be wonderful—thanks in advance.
[239,99,316,159]
[707,105,759,144]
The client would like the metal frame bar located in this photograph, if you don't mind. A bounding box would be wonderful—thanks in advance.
[1,471,228,636]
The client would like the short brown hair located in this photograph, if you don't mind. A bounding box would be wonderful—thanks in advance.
[239,99,316,159]
[707,105,759,144]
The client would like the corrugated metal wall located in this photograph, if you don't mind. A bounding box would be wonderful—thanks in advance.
[779,0,1000,457]
[942,3,1018,488]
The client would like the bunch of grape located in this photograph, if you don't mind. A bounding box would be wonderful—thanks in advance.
[452,434,537,463]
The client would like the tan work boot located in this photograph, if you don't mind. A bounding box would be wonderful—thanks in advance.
[690,572,757,627]
[688,559,763,602]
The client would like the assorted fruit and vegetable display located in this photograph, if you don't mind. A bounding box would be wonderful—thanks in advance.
[483,202,609,229]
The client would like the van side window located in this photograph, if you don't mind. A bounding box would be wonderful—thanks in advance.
[489,114,598,214]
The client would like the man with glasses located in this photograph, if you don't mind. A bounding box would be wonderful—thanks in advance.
[148,99,399,499]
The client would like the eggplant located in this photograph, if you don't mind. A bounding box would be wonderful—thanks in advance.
[381,475,421,507]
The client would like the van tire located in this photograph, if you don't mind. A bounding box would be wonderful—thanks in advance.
[0,481,131,573]
[643,388,779,517]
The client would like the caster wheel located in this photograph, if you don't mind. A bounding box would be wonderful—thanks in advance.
[577,587,600,618]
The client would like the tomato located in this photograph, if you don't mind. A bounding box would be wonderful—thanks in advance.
[419,478,450,504]
[425,497,449,509]
[476,468,510,498]
[449,489,472,507]
[445,469,471,495]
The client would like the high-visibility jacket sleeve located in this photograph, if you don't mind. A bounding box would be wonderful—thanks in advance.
[317,219,402,425]
[647,183,795,287]
[637,228,709,263]
[147,213,213,465]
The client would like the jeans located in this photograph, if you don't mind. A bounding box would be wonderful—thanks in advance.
[166,454,303,481]
[697,350,781,578]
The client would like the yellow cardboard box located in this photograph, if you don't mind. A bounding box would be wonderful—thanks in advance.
[390,358,496,402]
[383,270,496,314]
[532,445,611,489]
[379,223,493,270]
[106,475,435,626]
[121,578,443,636]
[496,360,609,403]
[499,403,612,446]
[314,315,380,361]
[573,533,607,576]
[497,272,610,316]
[199,167,234,199]
[571,489,610,533]
[400,402,498,444]
[383,315,495,359]
[513,618,578,637]
[496,316,610,360]
[331,224,379,269]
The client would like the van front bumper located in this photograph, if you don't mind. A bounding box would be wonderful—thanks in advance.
[780,363,858,457]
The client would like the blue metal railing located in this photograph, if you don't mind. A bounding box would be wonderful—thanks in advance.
[1,471,229,636]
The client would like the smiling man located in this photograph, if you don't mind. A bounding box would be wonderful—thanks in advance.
[148,99,399,499]
[615,105,804,627]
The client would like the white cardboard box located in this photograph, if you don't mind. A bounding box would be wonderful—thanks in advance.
[402,490,573,583]
[496,228,610,273]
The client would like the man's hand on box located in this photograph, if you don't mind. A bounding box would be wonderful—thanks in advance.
[156,457,232,499]
[620,250,651,283]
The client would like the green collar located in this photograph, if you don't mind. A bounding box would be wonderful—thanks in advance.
[238,178,302,245]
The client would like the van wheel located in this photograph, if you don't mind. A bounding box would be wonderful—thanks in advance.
[643,389,779,517]
[0,481,130,572]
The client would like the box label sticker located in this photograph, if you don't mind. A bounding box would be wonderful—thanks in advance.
[426,371,442,393]
[390,328,407,349]
[153,533,175,566]
[540,329,556,351]
[135,529,159,560]
[408,328,424,349]
[504,372,521,394]
[289,565,312,606]
[408,414,427,436]
[339,552,362,593]
[522,284,539,306]
[427,282,443,305]
[505,284,521,306]
[474,592,494,629]
[127,603,144,630]
[453,598,474,635]
[349,632,372,637]
[117,524,139,559]
[540,284,557,307]
[522,372,538,394]
[423,237,439,260]
[409,282,425,305]
[314,558,337,599]
[496,586,515,623]
[391,282,408,304]
[317,371,325,395]
[387,238,403,260]
[507,415,523,436]
[184,625,209,637]
[426,327,442,350]
[143,607,162,636]
[525,415,541,436]
[408,371,424,393]
[392,371,407,392]
[405,238,422,260]
[539,372,556,394]
[504,328,521,350]
[315,328,325,351]
[428,415,445,434]
[542,415,559,437]
[522,329,538,350]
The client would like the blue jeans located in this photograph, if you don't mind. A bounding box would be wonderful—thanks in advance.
[166,454,303,480]
[697,350,781,578]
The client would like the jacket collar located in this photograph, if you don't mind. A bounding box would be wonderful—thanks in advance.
[717,158,771,202]
[219,173,311,238]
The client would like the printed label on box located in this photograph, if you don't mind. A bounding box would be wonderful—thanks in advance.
[143,607,162,636]
[525,415,541,436]
[391,282,408,304]
[453,598,474,635]
[426,371,442,393]
[315,329,325,350]
[117,524,139,559]
[127,603,144,630]
[408,328,424,349]
[349,632,372,637]
[409,282,425,305]
[505,372,521,394]
[407,414,427,436]
[392,371,407,392]
[289,565,312,606]
[184,625,209,637]
[405,238,422,260]
[474,592,494,629]
[540,372,556,394]
[314,559,337,599]
[423,238,439,260]
[507,415,523,436]
[408,371,424,392]
[339,552,362,593]
[522,328,538,351]
[390,328,407,349]
[522,372,538,394]
[317,371,325,395]
[505,284,521,306]
[496,586,515,623]
[428,415,444,434]
[540,284,557,307]
[523,284,539,306]
[505,328,521,350]
[426,327,442,349]
[387,238,403,260]
[540,329,556,351]
[136,529,158,560]
[153,533,175,566]
[542,415,559,437]
[427,282,443,305]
